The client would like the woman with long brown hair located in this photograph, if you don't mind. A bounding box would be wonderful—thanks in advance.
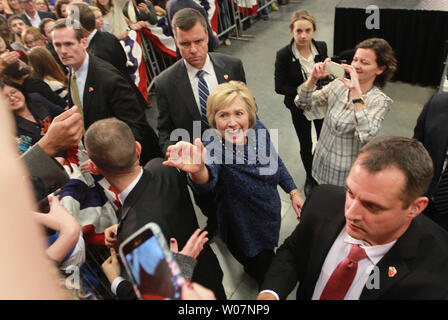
[28,46,69,103]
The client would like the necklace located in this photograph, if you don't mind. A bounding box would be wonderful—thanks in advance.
[222,143,258,164]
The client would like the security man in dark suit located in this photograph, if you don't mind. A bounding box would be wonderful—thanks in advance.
[258,136,448,300]
[84,118,227,299]
[51,19,161,165]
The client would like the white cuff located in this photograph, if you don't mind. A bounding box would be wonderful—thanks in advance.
[111,276,126,295]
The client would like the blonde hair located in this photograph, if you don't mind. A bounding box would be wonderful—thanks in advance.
[289,10,316,32]
[89,5,101,14]
[21,27,45,46]
[206,81,257,129]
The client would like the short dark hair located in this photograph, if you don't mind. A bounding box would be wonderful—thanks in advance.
[51,18,85,42]
[171,8,207,35]
[8,15,26,27]
[85,118,138,174]
[68,3,96,32]
[355,38,397,88]
[39,18,54,35]
[55,0,70,19]
[357,135,433,208]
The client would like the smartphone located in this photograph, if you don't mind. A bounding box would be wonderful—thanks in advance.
[135,0,145,4]
[325,61,345,79]
[119,222,185,300]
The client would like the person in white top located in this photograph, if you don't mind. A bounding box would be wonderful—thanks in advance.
[258,135,448,300]
[274,10,329,197]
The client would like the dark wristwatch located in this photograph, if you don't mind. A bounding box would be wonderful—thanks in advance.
[352,96,365,105]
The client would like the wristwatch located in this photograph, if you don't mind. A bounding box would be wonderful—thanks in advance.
[352,96,365,105]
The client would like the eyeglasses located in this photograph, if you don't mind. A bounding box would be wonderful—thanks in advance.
[25,38,41,46]
[3,89,21,101]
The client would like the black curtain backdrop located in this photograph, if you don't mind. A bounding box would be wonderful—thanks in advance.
[334,7,448,87]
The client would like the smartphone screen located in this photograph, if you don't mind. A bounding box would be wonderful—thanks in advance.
[122,228,185,300]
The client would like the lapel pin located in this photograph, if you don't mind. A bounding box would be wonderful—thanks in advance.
[89,87,94,92]
[224,74,229,80]
[292,57,296,62]
[388,266,397,278]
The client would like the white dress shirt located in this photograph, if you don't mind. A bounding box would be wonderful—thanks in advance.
[25,11,41,28]
[292,42,318,80]
[111,167,144,295]
[184,54,219,114]
[311,227,396,300]
[260,227,396,300]
[71,54,90,110]
[87,29,98,46]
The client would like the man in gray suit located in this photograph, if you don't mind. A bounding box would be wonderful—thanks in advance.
[155,7,246,154]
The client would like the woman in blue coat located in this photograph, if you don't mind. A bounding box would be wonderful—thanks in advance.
[163,81,304,288]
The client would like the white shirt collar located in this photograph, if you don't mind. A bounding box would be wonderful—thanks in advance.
[87,29,98,46]
[118,167,144,205]
[184,54,213,78]
[73,53,89,78]
[292,41,318,61]
[342,228,397,265]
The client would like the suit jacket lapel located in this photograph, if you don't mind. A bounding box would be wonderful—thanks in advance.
[82,55,95,115]
[303,209,346,299]
[210,54,228,84]
[360,221,419,300]
[174,61,201,120]
[119,170,151,223]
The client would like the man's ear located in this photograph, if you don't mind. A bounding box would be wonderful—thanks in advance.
[136,141,142,158]
[81,37,88,49]
[408,196,429,219]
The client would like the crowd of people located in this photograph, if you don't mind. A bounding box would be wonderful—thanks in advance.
[1,0,448,301]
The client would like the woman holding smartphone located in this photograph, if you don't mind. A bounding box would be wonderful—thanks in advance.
[295,38,397,187]
[274,10,328,197]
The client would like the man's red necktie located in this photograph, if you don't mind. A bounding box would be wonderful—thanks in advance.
[320,244,367,300]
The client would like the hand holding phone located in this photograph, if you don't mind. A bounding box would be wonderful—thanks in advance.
[119,223,185,300]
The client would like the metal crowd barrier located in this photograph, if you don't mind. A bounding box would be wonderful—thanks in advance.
[139,30,176,93]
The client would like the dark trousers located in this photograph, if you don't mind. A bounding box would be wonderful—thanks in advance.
[289,106,323,176]
[226,234,276,288]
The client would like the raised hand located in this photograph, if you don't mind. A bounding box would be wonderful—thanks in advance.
[339,64,362,96]
[163,138,206,174]
[170,228,209,259]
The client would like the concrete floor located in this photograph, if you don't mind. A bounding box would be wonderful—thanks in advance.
[147,0,437,300]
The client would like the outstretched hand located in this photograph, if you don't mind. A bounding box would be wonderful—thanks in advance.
[163,138,206,174]
[170,228,209,259]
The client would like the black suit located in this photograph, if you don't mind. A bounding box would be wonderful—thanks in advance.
[274,39,327,177]
[117,158,226,299]
[88,30,129,80]
[22,11,56,26]
[68,54,162,165]
[261,185,448,299]
[413,92,448,230]
[155,52,246,154]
